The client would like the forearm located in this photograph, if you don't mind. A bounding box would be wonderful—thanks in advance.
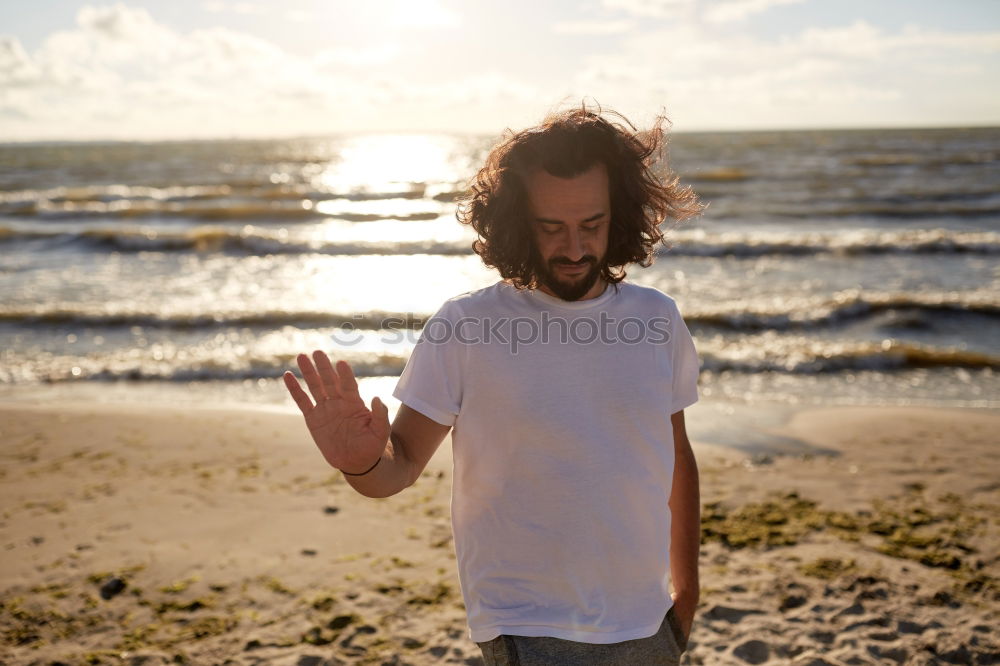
[669,442,701,600]
[341,433,414,498]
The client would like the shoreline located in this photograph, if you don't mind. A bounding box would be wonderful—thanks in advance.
[1,400,998,664]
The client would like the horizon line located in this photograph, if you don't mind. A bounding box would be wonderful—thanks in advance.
[3,122,999,147]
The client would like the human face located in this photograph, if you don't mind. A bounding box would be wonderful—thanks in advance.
[525,163,611,302]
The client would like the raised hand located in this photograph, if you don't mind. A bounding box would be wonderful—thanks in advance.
[283,350,390,474]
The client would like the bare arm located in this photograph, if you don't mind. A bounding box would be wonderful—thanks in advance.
[283,350,450,499]
[668,409,701,640]
[344,404,451,498]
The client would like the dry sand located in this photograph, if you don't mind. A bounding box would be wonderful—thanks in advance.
[0,401,997,665]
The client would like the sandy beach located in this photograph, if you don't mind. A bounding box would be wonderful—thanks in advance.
[1,401,998,665]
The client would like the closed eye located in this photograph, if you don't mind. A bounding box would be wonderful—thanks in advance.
[535,215,607,233]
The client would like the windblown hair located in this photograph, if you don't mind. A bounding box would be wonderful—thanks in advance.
[457,102,704,289]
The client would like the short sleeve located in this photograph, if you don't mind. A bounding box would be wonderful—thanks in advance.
[669,301,700,414]
[392,300,465,427]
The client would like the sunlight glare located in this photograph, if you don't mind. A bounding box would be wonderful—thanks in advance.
[296,254,495,314]
[318,134,463,193]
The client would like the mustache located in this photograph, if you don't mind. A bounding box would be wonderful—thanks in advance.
[550,256,597,267]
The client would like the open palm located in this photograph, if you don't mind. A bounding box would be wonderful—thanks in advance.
[283,350,389,474]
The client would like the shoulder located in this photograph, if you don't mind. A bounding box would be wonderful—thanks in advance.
[437,281,521,314]
[615,281,681,314]
[430,281,512,320]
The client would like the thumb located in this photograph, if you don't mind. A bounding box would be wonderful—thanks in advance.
[370,396,390,434]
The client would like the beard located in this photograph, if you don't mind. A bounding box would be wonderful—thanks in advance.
[534,253,604,301]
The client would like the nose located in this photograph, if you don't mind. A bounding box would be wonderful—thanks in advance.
[565,228,585,262]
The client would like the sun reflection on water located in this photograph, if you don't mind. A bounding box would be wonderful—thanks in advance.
[317,134,468,192]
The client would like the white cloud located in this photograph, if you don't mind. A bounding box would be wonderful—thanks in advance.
[315,44,401,67]
[78,2,168,36]
[202,0,460,28]
[704,0,802,22]
[603,0,693,19]
[553,20,636,35]
[0,4,355,139]
[0,36,39,87]
[0,3,525,139]
[202,1,263,15]
[603,0,803,22]
[387,0,460,29]
[202,1,316,22]
[892,23,1000,53]
[2,3,997,139]
[284,9,313,22]
[566,19,1000,129]
[431,72,537,106]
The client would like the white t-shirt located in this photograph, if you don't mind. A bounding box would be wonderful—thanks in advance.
[392,280,700,644]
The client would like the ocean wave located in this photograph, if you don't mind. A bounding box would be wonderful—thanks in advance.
[0,351,408,384]
[688,167,752,182]
[0,183,447,205]
[0,184,234,205]
[769,200,1000,219]
[3,224,998,258]
[2,339,995,386]
[850,152,999,167]
[686,194,1000,219]
[10,201,442,222]
[1,291,996,335]
[0,185,450,221]
[0,222,473,254]
[700,339,1000,373]
[0,306,432,329]
[686,291,1000,330]
[667,229,1000,257]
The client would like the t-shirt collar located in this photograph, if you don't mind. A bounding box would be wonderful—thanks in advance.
[527,281,619,310]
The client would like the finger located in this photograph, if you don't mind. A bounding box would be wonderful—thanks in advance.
[335,360,361,399]
[312,349,342,399]
[296,352,328,402]
[283,370,314,414]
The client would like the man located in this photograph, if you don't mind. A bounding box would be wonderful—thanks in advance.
[284,104,704,665]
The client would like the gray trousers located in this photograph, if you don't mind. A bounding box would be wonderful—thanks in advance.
[476,606,688,666]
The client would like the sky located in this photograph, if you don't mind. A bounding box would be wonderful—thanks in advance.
[1,0,999,140]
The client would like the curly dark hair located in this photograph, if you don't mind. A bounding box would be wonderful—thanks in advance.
[456,101,704,289]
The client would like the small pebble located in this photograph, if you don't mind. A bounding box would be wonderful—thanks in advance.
[99,576,127,600]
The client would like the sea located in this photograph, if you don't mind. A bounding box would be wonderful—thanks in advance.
[1,127,998,443]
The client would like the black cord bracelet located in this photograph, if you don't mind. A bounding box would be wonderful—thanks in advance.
[341,456,382,476]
